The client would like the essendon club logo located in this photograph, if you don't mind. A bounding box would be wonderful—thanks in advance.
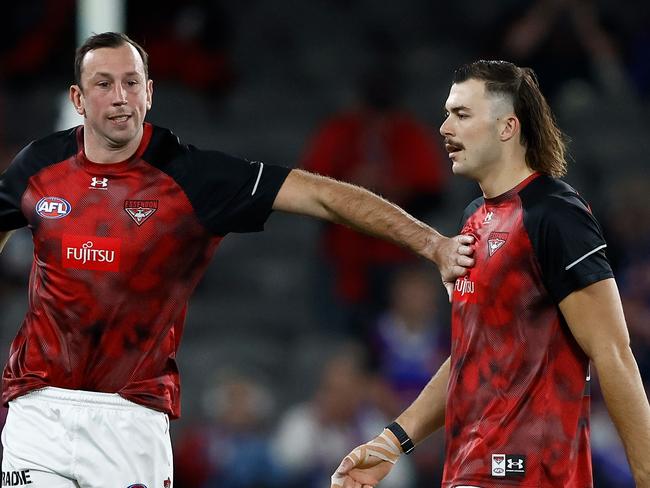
[487,231,508,257]
[62,234,121,272]
[124,200,158,226]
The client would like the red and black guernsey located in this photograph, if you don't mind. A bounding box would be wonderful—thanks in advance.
[0,123,290,418]
[443,173,613,488]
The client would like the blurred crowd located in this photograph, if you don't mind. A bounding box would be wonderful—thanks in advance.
[1,1,649,487]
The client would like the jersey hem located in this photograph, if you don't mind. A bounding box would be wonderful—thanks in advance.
[443,478,539,488]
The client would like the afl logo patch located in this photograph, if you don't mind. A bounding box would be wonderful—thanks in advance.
[36,197,72,219]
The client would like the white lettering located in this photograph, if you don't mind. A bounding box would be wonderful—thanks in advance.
[38,201,65,214]
[66,242,115,265]
[455,277,475,296]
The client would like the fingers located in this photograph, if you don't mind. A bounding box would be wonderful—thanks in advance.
[331,471,345,488]
[332,472,370,488]
[456,234,475,245]
[457,244,474,256]
[336,457,354,476]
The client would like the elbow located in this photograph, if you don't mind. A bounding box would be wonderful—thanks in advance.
[590,341,635,371]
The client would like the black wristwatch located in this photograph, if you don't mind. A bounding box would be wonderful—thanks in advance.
[386,421,415,454]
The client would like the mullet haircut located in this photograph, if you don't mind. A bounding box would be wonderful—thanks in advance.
[454,60,567,178]
[74,32,149,88]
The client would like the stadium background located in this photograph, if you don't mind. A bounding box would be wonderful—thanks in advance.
[0,1,648,487]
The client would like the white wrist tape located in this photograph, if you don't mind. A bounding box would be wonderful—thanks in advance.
[358,430,402,464]
[331,430,401,487]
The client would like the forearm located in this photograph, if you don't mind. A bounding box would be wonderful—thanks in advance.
[395,356,450,446]
[594,347,650,485]
[274,170,441,260]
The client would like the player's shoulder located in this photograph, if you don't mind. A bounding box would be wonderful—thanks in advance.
[3,127,78,184]
[519,174,596,231]
[520,175,591,216]
[144,124,244,171]
[12,127,78,168]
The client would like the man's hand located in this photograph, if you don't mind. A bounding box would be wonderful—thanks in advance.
[331,430,401,488]
[429,234,475,299]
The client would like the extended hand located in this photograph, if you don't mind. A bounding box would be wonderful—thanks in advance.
[330,431,401,488]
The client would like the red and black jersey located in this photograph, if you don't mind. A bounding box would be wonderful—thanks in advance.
[443,173,613,488]
[0,123,290,418]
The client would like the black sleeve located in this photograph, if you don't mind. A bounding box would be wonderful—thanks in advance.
[178,147,291,236]
[0,145,33,231]
[0,129,77,232]
[525,195,613,303]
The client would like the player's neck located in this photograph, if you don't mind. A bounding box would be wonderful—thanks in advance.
[479,159,534,199]
[82,125,143,164]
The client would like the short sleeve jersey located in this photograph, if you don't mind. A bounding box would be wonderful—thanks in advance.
[443,173,613,488]
[0,123,290,418]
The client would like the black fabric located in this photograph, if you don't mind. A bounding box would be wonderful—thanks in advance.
[520,175,613,303]
[142,126,291,236]
[458,196,484,232]
[0,129,77,232]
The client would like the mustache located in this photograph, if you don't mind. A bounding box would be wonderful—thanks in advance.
[444,138,464,150]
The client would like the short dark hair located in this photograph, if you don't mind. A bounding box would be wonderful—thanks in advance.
[74,32,149,88]
[453,60,568,178]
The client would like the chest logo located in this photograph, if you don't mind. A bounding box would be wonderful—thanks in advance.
[90,177,109,190]
[62,234,121,272]
[124,200,159,226]
[487,232,508,256]
[36,197,72,219]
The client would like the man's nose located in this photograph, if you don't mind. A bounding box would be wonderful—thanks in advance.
[439,118,452,137]
[112,84,127,105]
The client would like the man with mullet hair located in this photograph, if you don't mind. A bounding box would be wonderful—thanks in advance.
[0,32,475,487]
[332,60,650,488]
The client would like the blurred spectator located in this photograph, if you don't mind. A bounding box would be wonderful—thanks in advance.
[272,344,414,488]
[368,266,449,486]
[174,370,283,488]
[590,375,637,488]
[491,0,632,100]
[0,1,75,86]
[301,62,448,329]
[127,0,235,94]
[370,265,448,407]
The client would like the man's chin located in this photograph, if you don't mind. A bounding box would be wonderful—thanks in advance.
[105,126,140,146]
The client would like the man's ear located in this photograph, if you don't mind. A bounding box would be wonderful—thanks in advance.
[499,114,519,142]
[146,79,154,111]
[69,85,85,115]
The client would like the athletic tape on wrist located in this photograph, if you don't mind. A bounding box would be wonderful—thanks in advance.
[330,430,401,487]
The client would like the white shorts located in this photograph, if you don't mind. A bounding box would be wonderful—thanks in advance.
[1,387,173,488]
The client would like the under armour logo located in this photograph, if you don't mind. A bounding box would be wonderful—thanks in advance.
[507,459,524,470]
[483,211,494,224]
[90,177,109,189]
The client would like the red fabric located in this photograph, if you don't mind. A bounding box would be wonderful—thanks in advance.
[2,124,221,418]
[445,176,593,487]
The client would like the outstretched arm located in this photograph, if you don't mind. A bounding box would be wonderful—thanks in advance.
[331,357,451,488]
[560,278,650,487]
[273,169,474,291]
